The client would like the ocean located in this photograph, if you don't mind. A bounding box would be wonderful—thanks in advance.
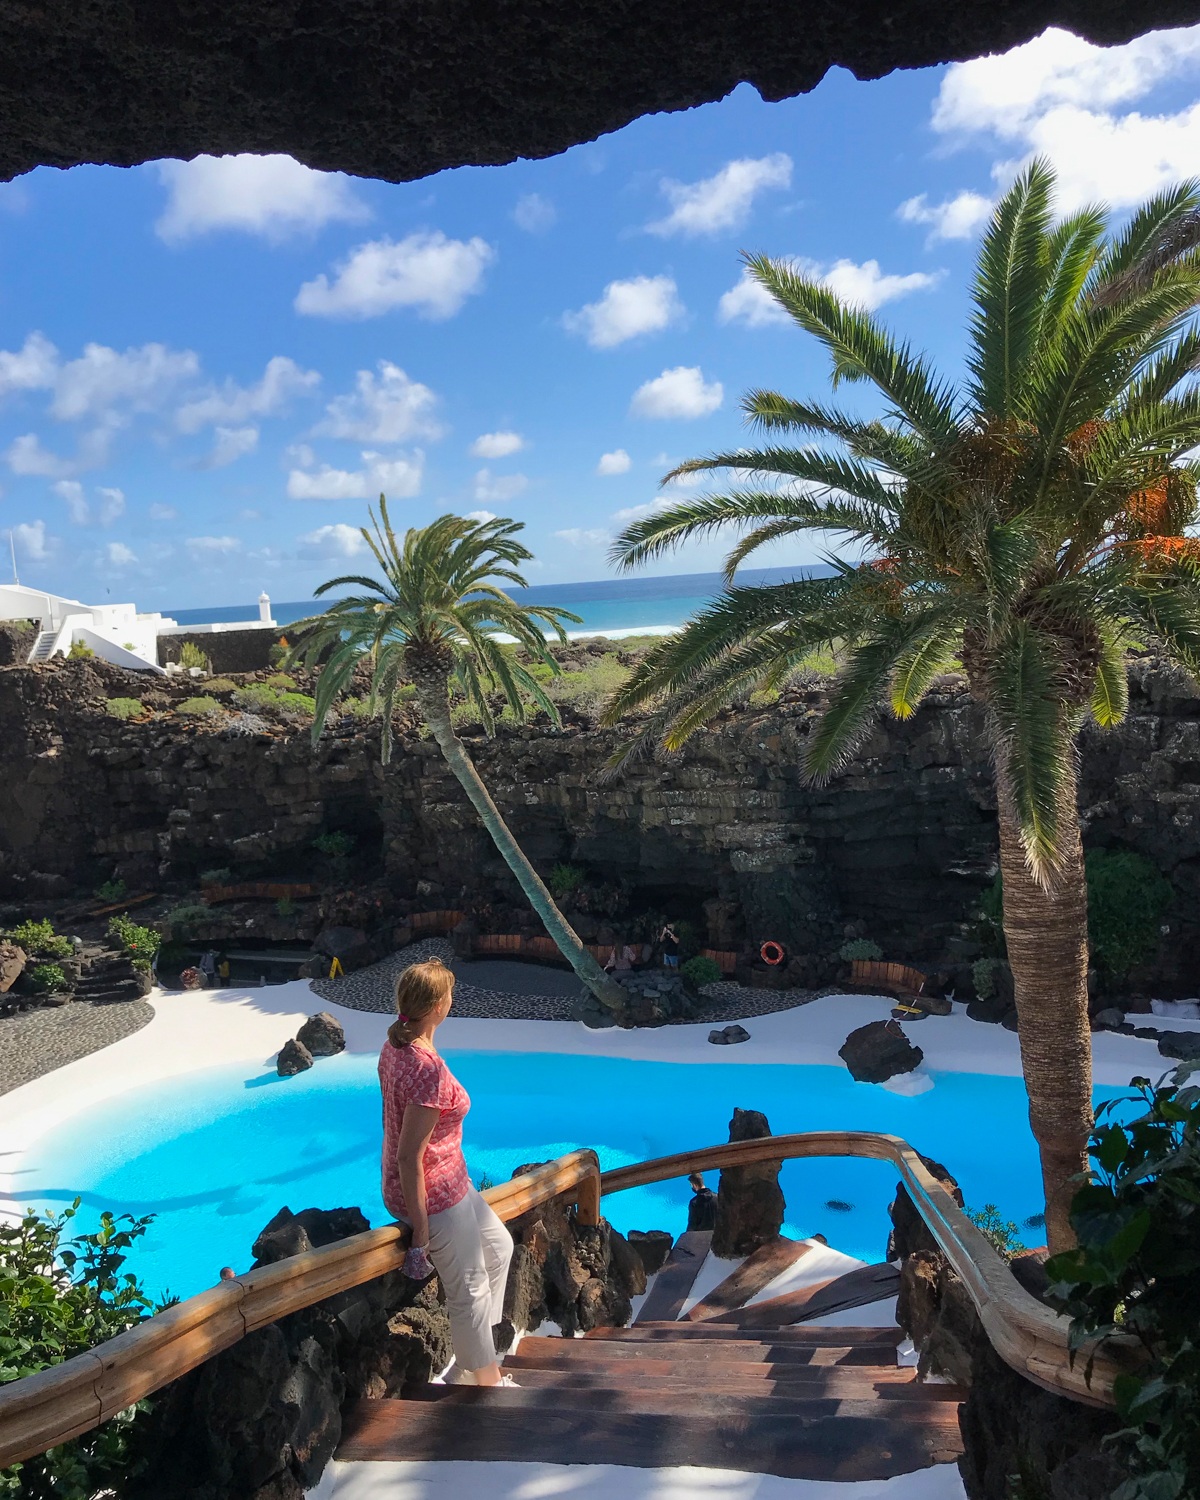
[168,564,836,639]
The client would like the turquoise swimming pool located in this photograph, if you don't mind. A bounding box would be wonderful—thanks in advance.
[17,1049,1125,1300]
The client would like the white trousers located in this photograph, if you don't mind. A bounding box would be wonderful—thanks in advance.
[425,1187,514,1373]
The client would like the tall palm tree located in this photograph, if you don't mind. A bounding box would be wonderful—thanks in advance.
[291,502,627,1015]
[605,161,1200,1251]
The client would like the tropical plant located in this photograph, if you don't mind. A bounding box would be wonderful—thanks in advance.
[66,639,94,660]
[94,877,127,903]
[107,914,161,962]
[973,956,1004,1001]
[290,504,627,1014]
[839,937,883,963]
[547,862,586,900]
[2,920,72,960]
[965,1202,1026,1260]
[27,963,67,995]
[682,954,722,987]
[605,160,1200,1249]
[178,641,211,672]
[1046,1067,1200,1498]
[1086,848,1173,983]
[312,830,356,858]
[0,1200,157,1499]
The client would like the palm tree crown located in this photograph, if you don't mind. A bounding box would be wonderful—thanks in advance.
[606,159,1200,884]
[290,502,581,755]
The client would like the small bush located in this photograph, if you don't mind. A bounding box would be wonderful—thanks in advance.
[0,1200,157,1499]
[839,937,883,963]
[175,695,223,719]
[179,641,212,672]
[312,830,356,858]
[1086,848,1173,983]
[105,697,145,721]
[265,672,297,689]
[548,862,586,900]
[966,1203,1025,1260]
[94,877,127,903]
[276,896,297,918]
[3,918,73,959]
[682,955,722,987]
[165,904,209,936]
[107,913,162,961]
[204,677,239,693]
[199,867,233,886]
[28,962,68,994]
[973,957,1002,1000]
[130,957,152,974]
[231,685,315,718]
[67,639,94,659]
[673,918,701,960]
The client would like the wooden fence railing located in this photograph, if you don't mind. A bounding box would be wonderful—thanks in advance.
[0,1132,1131,1468]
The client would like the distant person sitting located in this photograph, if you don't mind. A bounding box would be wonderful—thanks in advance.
[604,942,638,973]
[658,924,681,969]
[687,1171,718,1231]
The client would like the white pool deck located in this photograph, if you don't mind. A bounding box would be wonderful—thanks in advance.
[2,980,1189,1500]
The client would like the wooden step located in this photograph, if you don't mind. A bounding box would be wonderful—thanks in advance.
[683,1235,813,1321]
[338,1393,964,1481]
[401,1386,963,1418]
[632,1229,712,1324]
[481,1366,959,1398]
[510,1335,898,1368]
[712,1262,901,1329]
[586,1322,901,1345]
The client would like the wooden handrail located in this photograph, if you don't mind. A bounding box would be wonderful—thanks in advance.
[600,1132,1135,1408]
[0,1150,600,1467]
[0,1131,1129,1468]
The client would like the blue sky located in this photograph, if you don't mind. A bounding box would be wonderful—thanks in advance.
[4,23,1200,611]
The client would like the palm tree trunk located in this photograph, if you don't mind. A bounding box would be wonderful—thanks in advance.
[995,764,1093,1255]
[418,695,628,1015]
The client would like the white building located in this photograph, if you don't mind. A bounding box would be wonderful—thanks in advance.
[0,583,276,673]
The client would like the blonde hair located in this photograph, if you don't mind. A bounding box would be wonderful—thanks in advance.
[388,959,454,1048]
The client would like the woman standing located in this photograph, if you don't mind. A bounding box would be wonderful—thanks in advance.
[379,959,515,1386]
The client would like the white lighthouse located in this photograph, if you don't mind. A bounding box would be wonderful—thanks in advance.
[259,591,274,625]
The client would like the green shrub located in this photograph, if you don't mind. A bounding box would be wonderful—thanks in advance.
[0,1200,157,1499]
[973,956,1002,1000]
[203,677,239,693]
[682,955,722,987]
[265,672,297,689]
[673,918,701,959]
[2,919,72,960]
[231,685,315,718]
[94,877,127,903]
[105,697,145,722]
[28,962,67,994]
[107,913,162,961]
[67,639,94,659]
[199,867,233,886]
[312,830,356,858]
[176,696,223,718]
[965,1203,1025,1260]
[548,862,586,900]
[1046,1070,1200,1496]
[276,896,297,917]
[178,641,212,672]
[130,957,151,975]
[1086,848,1173,983]
[165,904,209,936]
[839,937,883,962]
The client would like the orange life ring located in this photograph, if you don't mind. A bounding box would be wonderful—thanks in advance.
[760,941,785,967]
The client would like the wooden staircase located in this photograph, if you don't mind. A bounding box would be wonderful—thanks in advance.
[337,1237,965,1482]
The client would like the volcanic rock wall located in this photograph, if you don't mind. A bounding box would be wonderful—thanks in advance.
[3,657,1199,986]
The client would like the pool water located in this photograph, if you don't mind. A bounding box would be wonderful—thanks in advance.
[20,1050,1126,1301]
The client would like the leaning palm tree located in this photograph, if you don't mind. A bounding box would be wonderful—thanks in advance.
[291,502,626,1014]
[605,160,1200,1251]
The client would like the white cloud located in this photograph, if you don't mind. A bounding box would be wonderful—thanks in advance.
[297,523,367,560]
[155,154,369,243]
[286,450,424,501]
[176,354,319,433]
[466,508,497,523]
[555,527,609,547]
[597,448,631,476]
[149,503,177,521]
[187,535,241,558]
[54,479,89,525]
[13,519,52,561]
[315,362,443,444]
[897,191,994,242]
[103,541,137,567]
[470,430,524,459]
[928,24,1200,213]
[718,259,940,324]
[295,232,494,320]
[53,343,199,422]
[630,366,723,420]
[203,426,259,468]
[513,193,556,233]
[0,332,58,397]
[647,154,792,237]
[473,468,528,503]
[97,486,125,525]
[563,275,684,349]
[8,433,81,479]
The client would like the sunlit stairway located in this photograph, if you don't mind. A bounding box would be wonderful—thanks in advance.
[337,1232,965,1482]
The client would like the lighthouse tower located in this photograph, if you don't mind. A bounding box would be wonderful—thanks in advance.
[258,591,275,625]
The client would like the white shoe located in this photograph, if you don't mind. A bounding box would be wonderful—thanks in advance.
[497,1374,519,1387]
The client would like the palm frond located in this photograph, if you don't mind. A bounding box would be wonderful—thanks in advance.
[1089,631,1130,727]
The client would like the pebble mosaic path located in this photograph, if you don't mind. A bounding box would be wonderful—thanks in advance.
[310,939,819,1026]
[0,997,153,1096]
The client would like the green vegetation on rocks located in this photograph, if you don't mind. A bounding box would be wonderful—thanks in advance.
[547,862,585,900]
[1085,848,1173,984]
[175,696,222,718]
[965,1203,1025,1260]
[104,697,145,721]
[682,954,722,987]
[27,962,67,994]
[2,920,72,960]
[178,642,212,672]
[839,938,882,962]
[107,913,161,961]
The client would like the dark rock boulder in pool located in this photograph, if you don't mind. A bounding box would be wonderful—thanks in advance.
[839,1019,924,1083]
[713,1106,785,1258]
[296,1011,346,1057]
[276,1037,314,1076]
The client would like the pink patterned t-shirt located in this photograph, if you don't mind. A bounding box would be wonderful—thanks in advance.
[379,1040,471,1219]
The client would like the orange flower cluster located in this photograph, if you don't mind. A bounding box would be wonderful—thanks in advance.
[1065,419,1104,458]
[1125,480,1172,535]
[1122,535,1200,568]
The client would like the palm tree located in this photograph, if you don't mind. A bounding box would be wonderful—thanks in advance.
[605,161,1200,1251]
[291,502,627,1015]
